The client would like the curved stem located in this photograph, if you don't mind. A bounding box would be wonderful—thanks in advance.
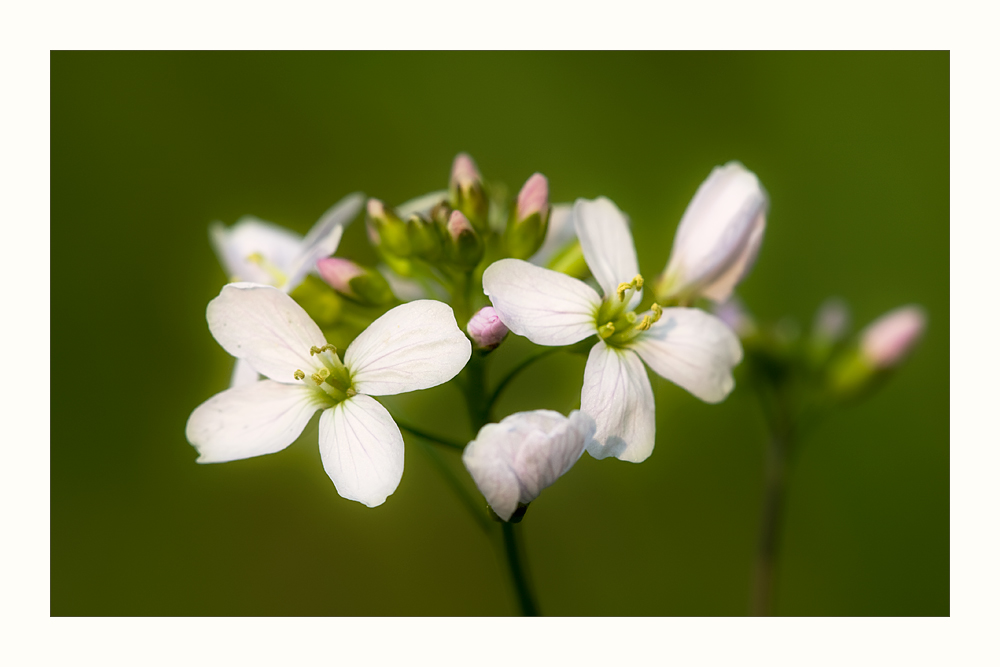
[395,420,465,451]
[486,348,559,420]
[409,435,492,535]
[501,521,539,616]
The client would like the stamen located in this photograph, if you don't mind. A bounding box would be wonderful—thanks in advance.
[615,274,645,302]
[651,303,663,323]
[310,367,331,386]
[598,322,616,339]
[636,315,653,331]
[293,369,305,381]
[310,344,337,356]
[625,312,637,324]
[346,388,357,398]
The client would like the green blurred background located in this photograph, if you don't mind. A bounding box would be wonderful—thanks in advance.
[51,52,948,616]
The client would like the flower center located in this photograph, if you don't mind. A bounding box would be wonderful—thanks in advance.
[594,273,663,348]
[294,344,356,404]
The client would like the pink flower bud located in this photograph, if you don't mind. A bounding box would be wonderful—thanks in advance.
[450,152,481,190]
[316,257,364,296]
[516,173,549,223]
[860,305,926,369]
[447,209,473,240]
[467,306,509,351]
[366,198,386,219]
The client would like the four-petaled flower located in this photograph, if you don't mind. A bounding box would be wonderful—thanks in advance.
[483,197,742,463]
[463,410,596,521]
[186,284,471,507]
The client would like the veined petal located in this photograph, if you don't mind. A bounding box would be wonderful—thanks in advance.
[207,283,328,383]
[582,342,656,463]
[573,197,640,304]
[483,258,601,346]
[284,193,364,291]
[209,217,303,285]
[345,300,471,396]
[186,380,325,463]
[529,203,574,267]
[229,358,260,388]
[698,210,765,303]
[319,395,404,507]
[629,308,742,403]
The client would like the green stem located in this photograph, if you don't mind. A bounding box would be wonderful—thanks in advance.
[395,421,465,451]
[409,435,492,535]
[465,354,491,431]
[750,427,790,616]
[486,348,559,421]
[501,521,539,616]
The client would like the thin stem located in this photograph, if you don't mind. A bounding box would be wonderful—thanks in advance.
[410,435,493,535]
[750,428,790,616]
[486,348,559,421]
[395,420,465,451]
[501,521,539,616]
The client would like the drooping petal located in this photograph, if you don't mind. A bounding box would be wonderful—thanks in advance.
[209,217,303,285]
[582,342,656,463]
[573,197,640,303]
[529,203,574,267]
[283,193,364,291]
[629,308,743,403]
[660,162,768,303]
[207,283,328,383]
[186,380,326,463]
[229,358,260,387]
[482,258,601,346]
[345,300,471,396]
[318,395,404,507]
[462,410,596,521]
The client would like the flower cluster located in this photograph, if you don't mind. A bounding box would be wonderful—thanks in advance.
[187,155,771,515]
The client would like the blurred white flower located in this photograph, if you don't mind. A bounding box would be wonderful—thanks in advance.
[483,197,741,463]
[654,162,768,304]
[463,410,596,521]
[186,284,471,507]
[209,193,364,386]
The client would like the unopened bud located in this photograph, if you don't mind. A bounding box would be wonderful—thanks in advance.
[860,305,926,369]
[467,306,509,352]
[449,152,489,233]
[505,173,551,259]
[316,257,395,306]
[446,210,484,269]
[366,198,410,256]
[406,214,444,260]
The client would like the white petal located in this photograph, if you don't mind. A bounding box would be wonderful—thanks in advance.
[582,342,656,463]
[207,283,328,383]
[319,395,404,507]
[629,308,743,403]
[229,358,260,387]
[529,203,575,267]
[395,189,449,219]
[482,259,601,346]
[209,217,303,285]
[661,162,768,302]
[573,197,640,304]
[345,300,471,396]
[284,193,364,291]
[186,380,325,463]
[462,410,595,520]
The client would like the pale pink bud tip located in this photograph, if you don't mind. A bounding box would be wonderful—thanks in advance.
[316,257,364,294]
[860,305,926,369]
[517,173,549,220]
[467,306,509,350]
[450,153,481,189]
[366,198,385,219]
[447,210,473,239]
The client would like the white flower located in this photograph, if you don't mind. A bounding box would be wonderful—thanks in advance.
[483,197,742,463]
[462,410,596,521]
[655,162,768,304]
[186,284,471,507]
[209,193,364,385]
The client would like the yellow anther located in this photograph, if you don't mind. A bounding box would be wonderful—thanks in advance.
[625,312,637,324]
[616,282,631,302]
[650,303,663,323]
[310,367,331,386]
[293,369,305,381]
[346,388,357,398]
[310,344,337,356]
[633,274,644,290]
[636,315,653,331]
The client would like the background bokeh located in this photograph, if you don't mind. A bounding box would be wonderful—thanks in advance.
[51,51,948,616]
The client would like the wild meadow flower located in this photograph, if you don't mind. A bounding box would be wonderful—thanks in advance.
[209,193,364,385]
[186,284,471,507]
[653,162,768,304]
[463,410,596,521]
[483,197,742,463]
